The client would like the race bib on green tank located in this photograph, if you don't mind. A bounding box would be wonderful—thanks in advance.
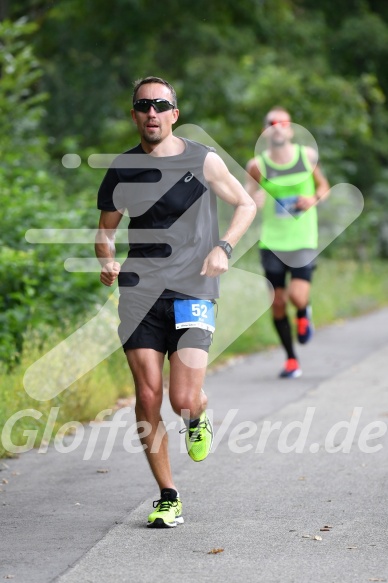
[275,196,302,217]
[174,299,215,332]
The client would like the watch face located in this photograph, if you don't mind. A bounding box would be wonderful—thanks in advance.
[218,241,232,258]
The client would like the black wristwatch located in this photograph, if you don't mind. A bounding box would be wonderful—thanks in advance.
[217,240,233,259]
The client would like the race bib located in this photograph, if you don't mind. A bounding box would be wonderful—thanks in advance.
[174,299,216,332]
[275,196,302,217]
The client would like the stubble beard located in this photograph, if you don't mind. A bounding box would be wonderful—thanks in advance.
[143,133,162,144]
[142,122,162,144]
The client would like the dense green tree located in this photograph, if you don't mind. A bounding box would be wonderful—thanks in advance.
[0,18,101,366]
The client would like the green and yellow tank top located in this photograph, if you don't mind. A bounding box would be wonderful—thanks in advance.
[257,145,317,251]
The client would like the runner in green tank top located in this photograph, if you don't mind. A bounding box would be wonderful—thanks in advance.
[245,106,330,379]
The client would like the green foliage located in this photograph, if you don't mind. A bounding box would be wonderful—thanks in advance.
[0,18,46,145]
[7,1,388,222]
[0,19,101,367]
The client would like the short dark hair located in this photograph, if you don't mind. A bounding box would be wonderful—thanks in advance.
[132,76,177,107]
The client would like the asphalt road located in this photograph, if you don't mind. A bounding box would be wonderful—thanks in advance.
[1,309,388,583]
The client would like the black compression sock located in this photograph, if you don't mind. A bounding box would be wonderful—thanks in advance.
[273,316,296,359]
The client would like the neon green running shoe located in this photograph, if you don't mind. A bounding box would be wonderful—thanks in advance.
[147,488,184,529]
[180,411,214,462]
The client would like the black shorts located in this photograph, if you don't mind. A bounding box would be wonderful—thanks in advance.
[260,248,316,289]
[118,295,213,358]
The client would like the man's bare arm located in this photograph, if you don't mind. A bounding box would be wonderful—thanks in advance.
[245,157,266,209]
[296,148,331,211]
[307,147,330,202]
[95,210,123,286]
[201,152,256,277]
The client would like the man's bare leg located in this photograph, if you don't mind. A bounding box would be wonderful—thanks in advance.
[288,278,311,310]
[125,348,177,492]
[169,348,208,419]
[169,347,213,462]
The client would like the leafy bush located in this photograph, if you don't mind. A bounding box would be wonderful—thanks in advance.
[0,19,101,367]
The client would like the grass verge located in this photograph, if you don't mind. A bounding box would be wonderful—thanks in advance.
[0,332,132,458]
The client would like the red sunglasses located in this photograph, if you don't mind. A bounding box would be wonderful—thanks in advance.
[265,120,291,127]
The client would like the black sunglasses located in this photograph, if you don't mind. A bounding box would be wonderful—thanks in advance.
[133,98,175,113]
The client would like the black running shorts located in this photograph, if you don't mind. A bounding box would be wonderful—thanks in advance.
[118,295,213,358]
[260,248,316,289]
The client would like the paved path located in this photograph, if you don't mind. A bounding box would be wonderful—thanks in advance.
[1,309,388,583]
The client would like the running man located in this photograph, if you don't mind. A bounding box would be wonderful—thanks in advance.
[245,106,329,378]
[95,77,256,527]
